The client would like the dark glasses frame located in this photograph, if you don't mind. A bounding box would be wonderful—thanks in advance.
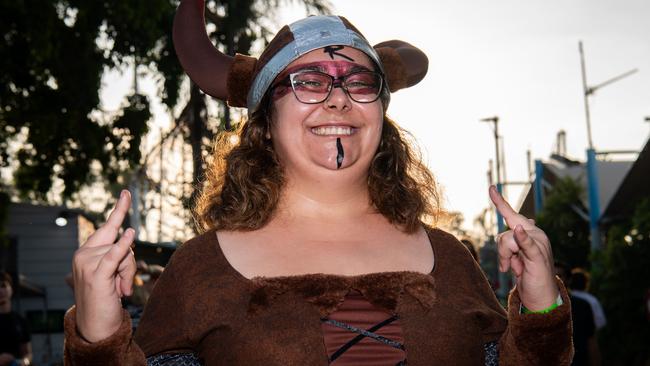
[280,70,385,104]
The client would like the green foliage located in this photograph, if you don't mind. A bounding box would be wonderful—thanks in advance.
[591,197,650,365]
[0,0,181,201]
[536,177,591,268]
[1,0,330,208]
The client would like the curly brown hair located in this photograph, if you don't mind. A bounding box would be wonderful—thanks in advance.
[194,104,444,234]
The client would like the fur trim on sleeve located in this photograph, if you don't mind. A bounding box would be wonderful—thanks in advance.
[498,277,574,366]
[63,305,146,365]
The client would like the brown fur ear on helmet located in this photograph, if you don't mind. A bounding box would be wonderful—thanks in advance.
[227,54,257,108]
[374,40,428,92]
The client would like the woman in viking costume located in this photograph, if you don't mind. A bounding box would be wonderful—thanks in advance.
[64,1,573,365]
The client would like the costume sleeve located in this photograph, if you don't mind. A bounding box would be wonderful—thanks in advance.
[432,228,573,365]
[63,306,146,365]
[63,237,198,365]
[498,277,574,366]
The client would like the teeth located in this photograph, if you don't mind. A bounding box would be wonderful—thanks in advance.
[311,126,353,136]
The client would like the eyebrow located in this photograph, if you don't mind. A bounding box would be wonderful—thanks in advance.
[282,62,373,76]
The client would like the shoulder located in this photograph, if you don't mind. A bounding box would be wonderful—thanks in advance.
[423,226,474,262]
[156,229,231,284]
[168,230,219,266]
[571,295,592,309]
[423,226,490,291]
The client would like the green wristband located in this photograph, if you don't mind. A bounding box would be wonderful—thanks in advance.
[521,293,563,314]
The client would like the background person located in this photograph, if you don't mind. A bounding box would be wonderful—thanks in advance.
[0,272,32,366]
[570,268,606,330]
[556,263,597,366]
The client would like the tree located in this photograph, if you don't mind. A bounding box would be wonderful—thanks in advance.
[1,0,180,202]
[177,0,332,203]
[591,197,650,365]
[535,176,591,269]
[1,0,330,240]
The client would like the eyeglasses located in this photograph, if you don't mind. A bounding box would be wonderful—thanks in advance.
[282,70,384,104]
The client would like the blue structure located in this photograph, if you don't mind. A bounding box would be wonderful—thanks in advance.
[586,148,602,251]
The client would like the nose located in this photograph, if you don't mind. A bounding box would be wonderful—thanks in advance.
[324,85,351,112]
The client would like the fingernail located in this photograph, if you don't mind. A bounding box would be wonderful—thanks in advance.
[120,190,126,199]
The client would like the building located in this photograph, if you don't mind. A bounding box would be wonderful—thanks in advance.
[2,203,94,364]
[2,202,178,365]
[518,137,650,241]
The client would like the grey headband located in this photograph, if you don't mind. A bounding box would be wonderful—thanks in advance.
[246,15,388,114]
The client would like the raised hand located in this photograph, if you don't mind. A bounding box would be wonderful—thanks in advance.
[72,190,137,342]
[489,185,559,311]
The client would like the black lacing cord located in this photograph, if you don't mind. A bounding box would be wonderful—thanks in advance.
[321,315,405,363]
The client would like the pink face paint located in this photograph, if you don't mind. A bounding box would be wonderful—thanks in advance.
[270,61,373,102]
[281,61,371,79]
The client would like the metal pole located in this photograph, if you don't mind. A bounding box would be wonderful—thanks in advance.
[579,41,594,150]
[534,160,544,215]
[481,116,506,233]
[129,173,141,240]
[492,118,505,233]
[526,150,532,180]
[586,149,602,251]
[499,136,508,200]
[159,127,164,242]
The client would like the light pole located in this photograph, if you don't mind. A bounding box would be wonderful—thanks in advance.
[579,41,638,252]
[480,116,505,234]
[579,41,638,150]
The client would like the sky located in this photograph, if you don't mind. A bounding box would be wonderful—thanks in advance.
[99,0,650,238]
[283,0,650,232]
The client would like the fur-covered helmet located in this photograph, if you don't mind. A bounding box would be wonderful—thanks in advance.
[173,0,428,115]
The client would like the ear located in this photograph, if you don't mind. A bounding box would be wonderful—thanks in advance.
[374,40,429,92]
[227,54,257,108]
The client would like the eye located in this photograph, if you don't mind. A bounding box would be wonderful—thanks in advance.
[345,72,380,91]
[291,72,330,91]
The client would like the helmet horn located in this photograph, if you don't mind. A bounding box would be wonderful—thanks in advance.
[173,0,233,100]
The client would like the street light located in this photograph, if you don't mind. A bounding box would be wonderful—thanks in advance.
[579,41,638,253]
[55,211,70,227]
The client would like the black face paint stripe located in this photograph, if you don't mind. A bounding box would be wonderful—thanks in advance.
[324,45,354,61]
[336,138,344,169]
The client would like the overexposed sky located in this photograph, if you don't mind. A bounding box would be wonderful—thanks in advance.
[286,0,650,230]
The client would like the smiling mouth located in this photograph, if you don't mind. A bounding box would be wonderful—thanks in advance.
[311,126,355,136]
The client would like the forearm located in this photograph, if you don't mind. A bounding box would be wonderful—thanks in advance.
[498,278,573,366]
[64,306,146,366]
